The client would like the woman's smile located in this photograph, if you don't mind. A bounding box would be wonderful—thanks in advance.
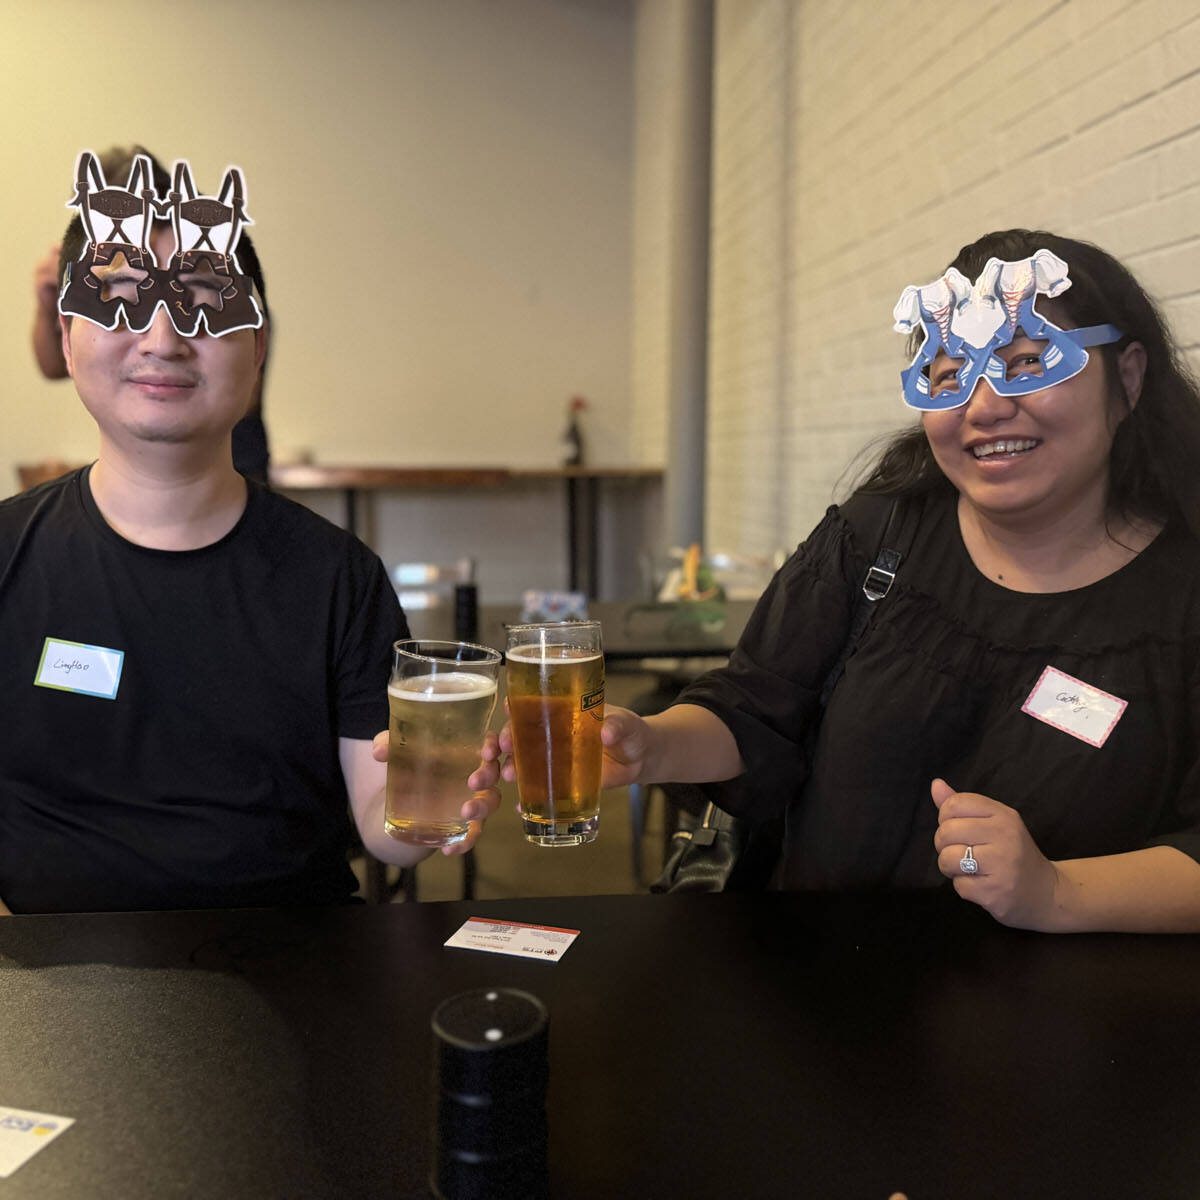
[968,437,1040,460]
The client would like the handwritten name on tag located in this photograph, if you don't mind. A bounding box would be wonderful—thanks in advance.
[444,917,580,962]
[1021,665,1126,748]
[34,638,124,700]
[0,1106,75,1178]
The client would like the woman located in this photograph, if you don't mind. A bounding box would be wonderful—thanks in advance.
[480,230,1200,932]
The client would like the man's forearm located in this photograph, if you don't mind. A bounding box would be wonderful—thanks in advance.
[340,736,433,869]
[354,788,433,869]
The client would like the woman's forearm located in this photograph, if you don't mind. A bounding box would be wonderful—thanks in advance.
[1046,846,1200,933]
[642,703,745,785]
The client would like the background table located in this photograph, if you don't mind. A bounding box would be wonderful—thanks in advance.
[408,598,757,662]
[2,891,1197,1198]
[270,464,664,599]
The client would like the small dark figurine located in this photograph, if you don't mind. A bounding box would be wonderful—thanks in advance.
[561,395,587,466]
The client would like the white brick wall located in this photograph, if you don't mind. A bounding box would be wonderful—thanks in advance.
[689,0,1200,557]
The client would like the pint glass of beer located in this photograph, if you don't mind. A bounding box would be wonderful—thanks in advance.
[385,639,502,847]
[505,621,604,846]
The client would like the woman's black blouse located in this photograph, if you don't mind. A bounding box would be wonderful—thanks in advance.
[676,490,1200,890]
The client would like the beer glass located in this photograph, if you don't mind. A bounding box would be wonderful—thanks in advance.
[505,621,604,846]
[385,639,502,847]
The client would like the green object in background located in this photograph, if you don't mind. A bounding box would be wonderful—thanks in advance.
[622,595,727,636]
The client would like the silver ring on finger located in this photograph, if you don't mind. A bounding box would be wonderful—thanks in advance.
[959,845,979,876]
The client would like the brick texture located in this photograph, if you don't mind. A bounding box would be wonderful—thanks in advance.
[635,0,1200,557]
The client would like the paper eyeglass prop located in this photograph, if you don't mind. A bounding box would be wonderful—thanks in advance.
[893,249,1123,411]
[58,149,263,338]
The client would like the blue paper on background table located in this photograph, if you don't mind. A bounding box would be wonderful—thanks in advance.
[520,590,588,622]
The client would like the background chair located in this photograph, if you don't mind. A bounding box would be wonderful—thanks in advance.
[391,557,476,611]
[625,669,711,886]
[625,547,780,886]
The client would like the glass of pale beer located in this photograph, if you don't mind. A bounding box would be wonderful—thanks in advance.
[505,621,605,846]
[385,639,502,847]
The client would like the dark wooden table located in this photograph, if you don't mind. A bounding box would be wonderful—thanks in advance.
[1,891,1197,1198]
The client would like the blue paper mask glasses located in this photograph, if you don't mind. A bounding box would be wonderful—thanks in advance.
[894,249,1123,411]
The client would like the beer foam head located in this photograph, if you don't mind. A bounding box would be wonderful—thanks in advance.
[505,645,602,664]
[389,671,498,700]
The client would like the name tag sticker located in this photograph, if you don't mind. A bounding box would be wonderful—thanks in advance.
[0,1106,75,1178]
[1021,665,1126,748]
[445,916,580,962]
[34,637,124,699]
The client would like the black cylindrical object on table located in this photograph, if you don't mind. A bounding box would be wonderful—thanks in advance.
[454,583,479,642]
[430,987,549,1199]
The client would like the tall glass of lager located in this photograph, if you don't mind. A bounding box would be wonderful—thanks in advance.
[505,621,604,846]
[385,639,502,848]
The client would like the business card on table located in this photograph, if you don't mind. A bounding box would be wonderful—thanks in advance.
[0,1107,75,1178]
[444,917,580,962]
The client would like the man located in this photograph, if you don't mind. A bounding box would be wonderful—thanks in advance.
[29,144,271,484]
[0,151,497,914]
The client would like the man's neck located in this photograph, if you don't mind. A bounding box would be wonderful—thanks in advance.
[88,445,249,551]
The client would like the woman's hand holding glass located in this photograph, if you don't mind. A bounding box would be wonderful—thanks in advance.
[477,700,743,800]
[474,703,654,796]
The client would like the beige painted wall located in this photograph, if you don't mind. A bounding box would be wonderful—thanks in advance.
[2,0,641,600]
[4,0,634,474]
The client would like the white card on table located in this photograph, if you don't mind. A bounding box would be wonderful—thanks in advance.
[0,1107,75,1178]
[34,638,124,699]
[1021,665,1127,748]
[444,916,580,962]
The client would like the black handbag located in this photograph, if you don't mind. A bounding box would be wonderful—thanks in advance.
[650,495,920,894]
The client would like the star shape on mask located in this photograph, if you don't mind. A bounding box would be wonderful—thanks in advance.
[88,249,150,303]
[176,256,234,312]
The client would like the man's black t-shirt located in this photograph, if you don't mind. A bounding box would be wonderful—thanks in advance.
[0,468,407,912]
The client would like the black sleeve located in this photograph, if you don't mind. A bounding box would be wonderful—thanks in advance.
[334,550,410,741]
[1146,655,1200,866]
[673,502,871,820]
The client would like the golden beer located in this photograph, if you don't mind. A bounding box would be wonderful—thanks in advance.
[506,631,605,846]
[385,668,498,847]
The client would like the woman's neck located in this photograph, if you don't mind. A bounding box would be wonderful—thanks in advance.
[956,494,1161,593]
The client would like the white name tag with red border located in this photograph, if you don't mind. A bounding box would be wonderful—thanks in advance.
[1021,665,1126,748]
[444,917,580,962]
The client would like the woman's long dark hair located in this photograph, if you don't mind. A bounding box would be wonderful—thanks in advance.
[854,229,1200,534]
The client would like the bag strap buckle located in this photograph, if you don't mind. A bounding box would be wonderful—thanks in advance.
[862,547,901,602]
